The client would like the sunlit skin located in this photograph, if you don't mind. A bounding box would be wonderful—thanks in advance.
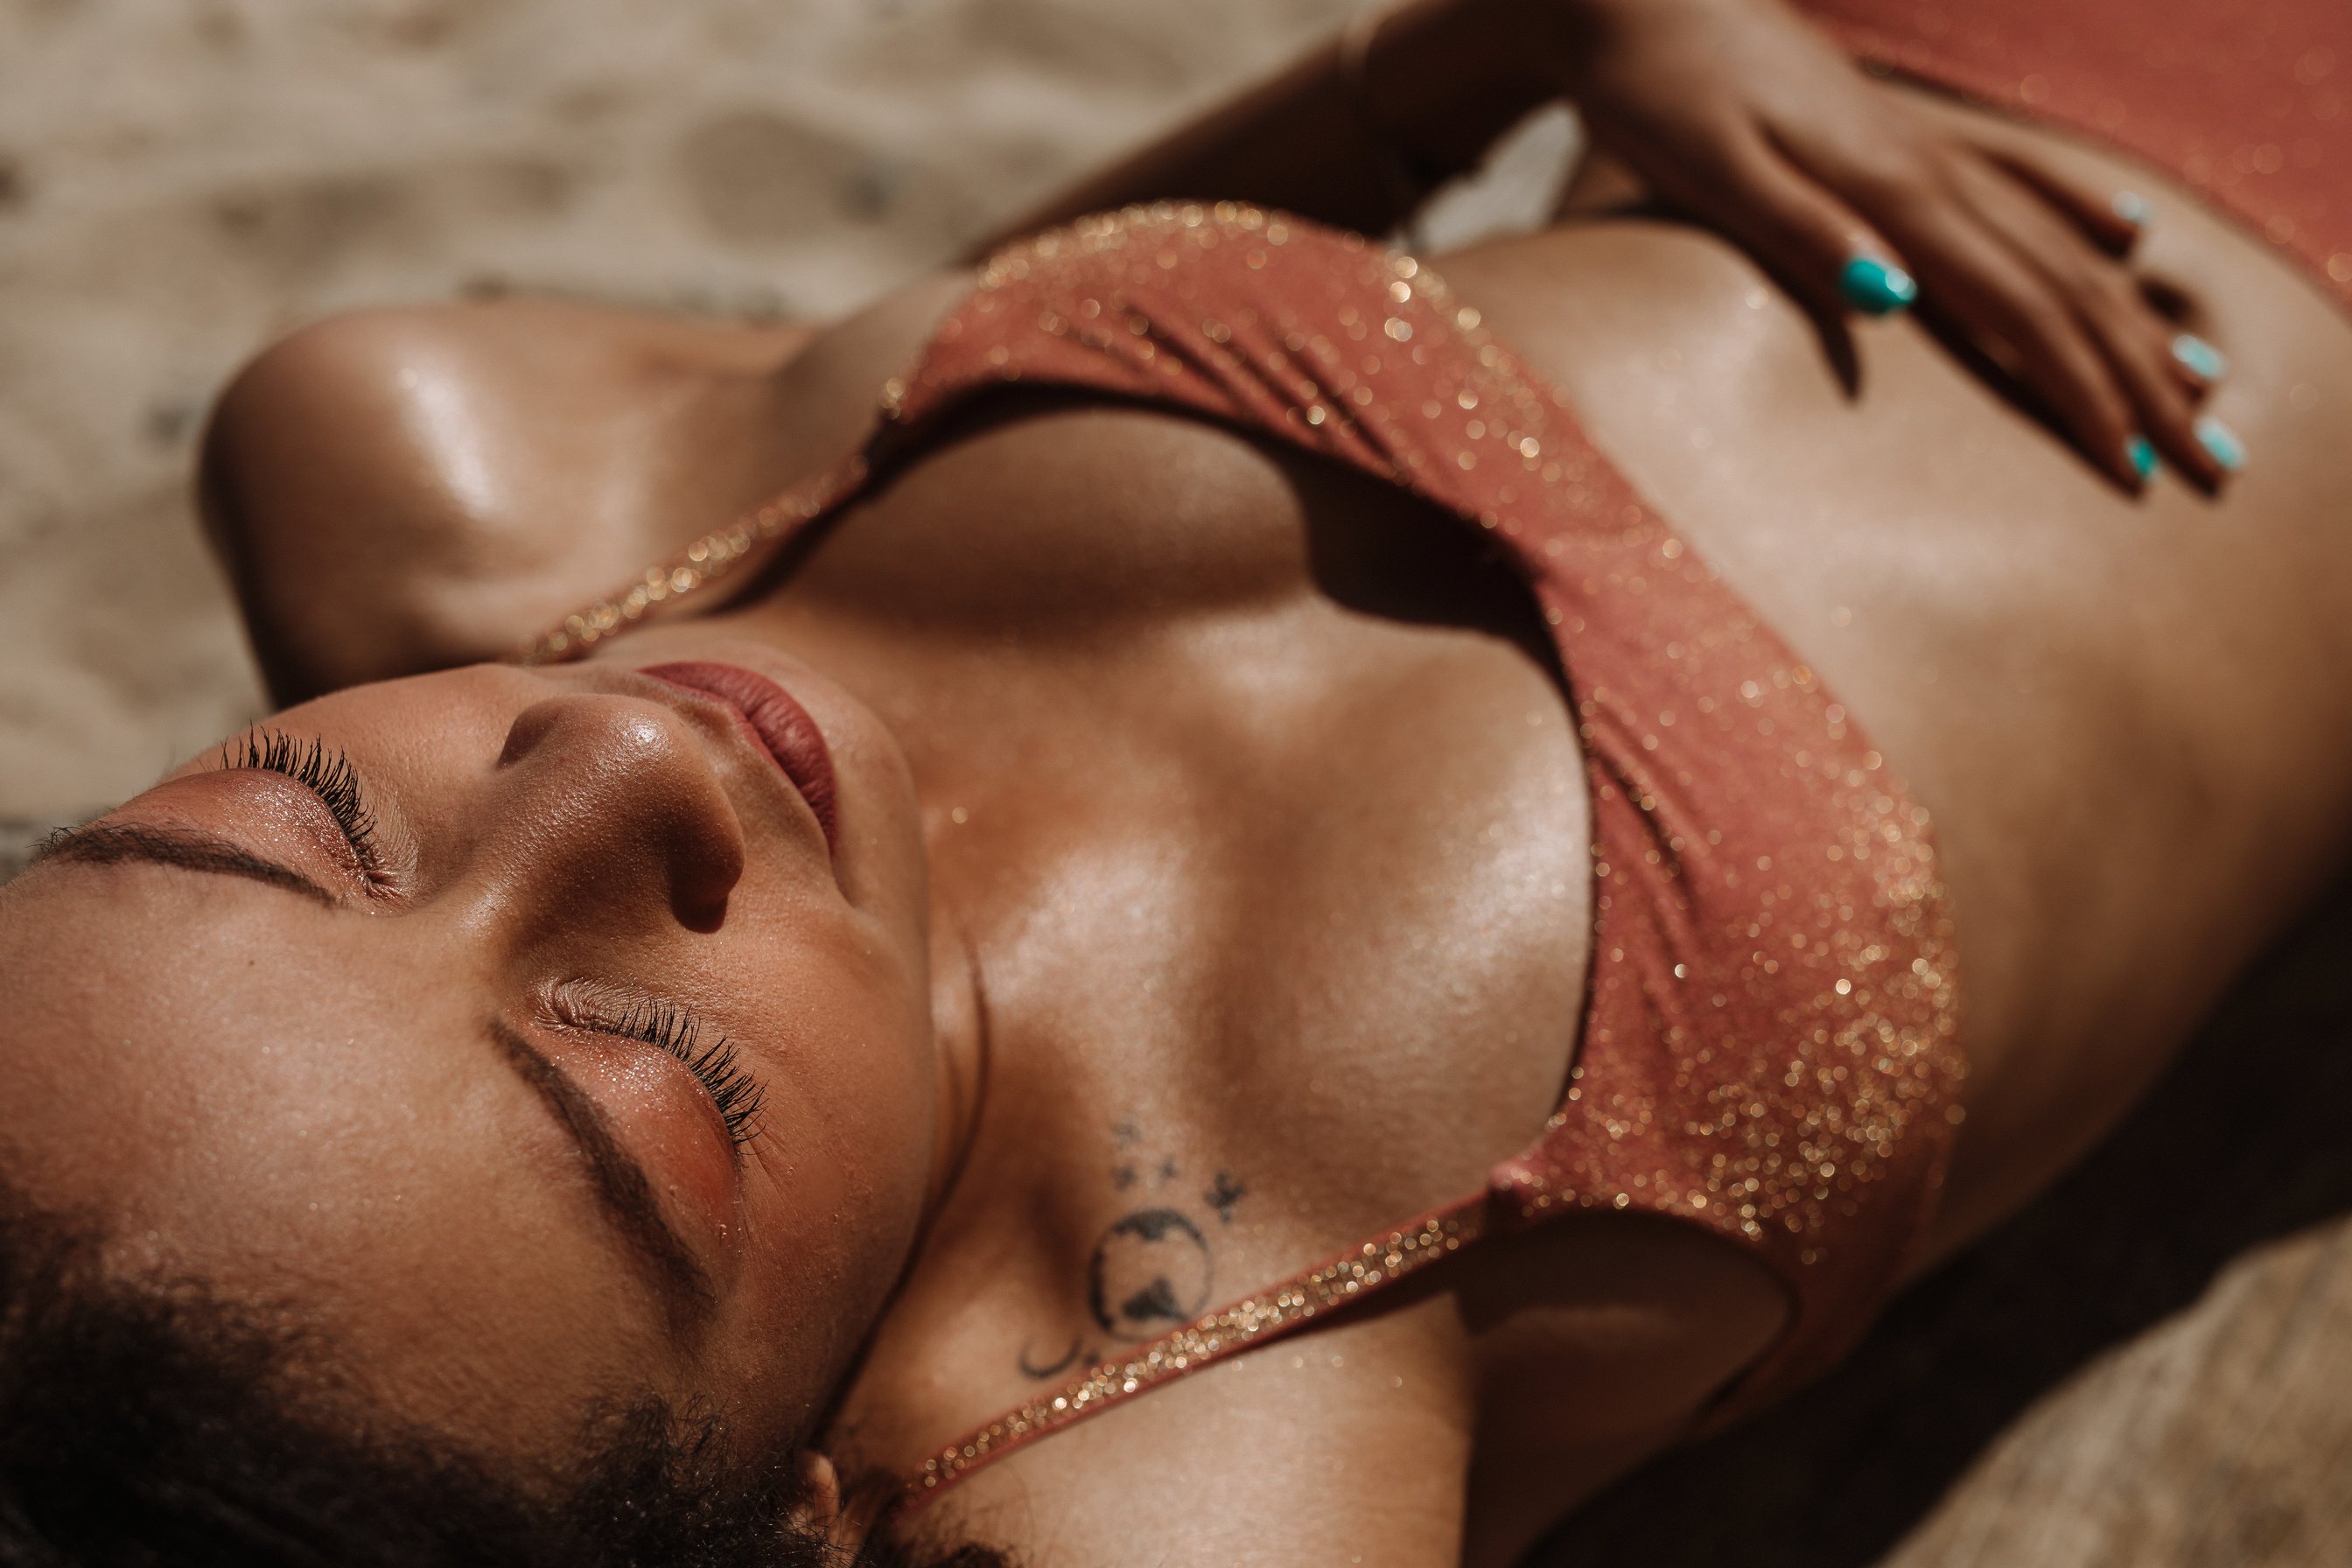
[0,652,968,1485]
[6,7,2352,1565]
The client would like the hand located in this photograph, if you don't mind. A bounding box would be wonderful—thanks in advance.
[1520,0,2228,491]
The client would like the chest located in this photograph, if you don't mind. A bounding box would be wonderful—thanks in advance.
[796,393,1623,1501]
[752,394,1596,1237]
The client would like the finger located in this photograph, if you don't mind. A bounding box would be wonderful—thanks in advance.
[1875,182,2148,487]
[1978,144,2149,256]
[2135,288,2220,402]
[2084,285,2230,488]
[2165,329,2227,396]
[2124,275,2224,398]
[1950,158,2229,488]
[2059,267,2221,486]
[1773,135,2148,486]
[1656,126,1903,318]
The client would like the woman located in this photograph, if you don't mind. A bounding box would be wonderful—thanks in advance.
[4,0,2348,1561]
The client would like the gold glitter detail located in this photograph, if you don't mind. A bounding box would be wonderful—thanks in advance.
[517,204,1968,1485]
[913,1206,1481,1494]
[519,455,871,662]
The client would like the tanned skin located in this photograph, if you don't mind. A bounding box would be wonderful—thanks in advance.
[4,1,2347,1563]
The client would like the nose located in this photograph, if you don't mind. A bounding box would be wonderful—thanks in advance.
[493,693,746,932]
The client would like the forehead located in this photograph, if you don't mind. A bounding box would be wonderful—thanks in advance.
[0,860,666,1426]
[2,860,626,1298]
[0,857,473,1181]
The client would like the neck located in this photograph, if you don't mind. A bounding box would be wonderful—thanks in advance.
[918,892,990,1234]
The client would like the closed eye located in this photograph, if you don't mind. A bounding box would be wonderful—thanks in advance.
[549,985,767,1151]
[218,728,390,886]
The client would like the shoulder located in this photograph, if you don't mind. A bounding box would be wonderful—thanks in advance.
[200,277,968,702]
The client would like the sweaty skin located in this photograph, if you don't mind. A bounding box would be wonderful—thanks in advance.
[37,80,2352,1567]
[0,649,958,1477]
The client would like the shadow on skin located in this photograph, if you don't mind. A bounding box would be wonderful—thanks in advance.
[1528,871,2352,1568]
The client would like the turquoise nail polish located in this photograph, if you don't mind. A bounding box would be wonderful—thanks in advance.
[2194,414,2247,472]
[1839,255,1918,316]
[2126,435,2157,480]
[2111,191,2151,227]
[2171,332,2229,381]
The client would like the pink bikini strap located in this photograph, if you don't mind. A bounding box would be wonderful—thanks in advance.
[904,1192,1493,1506]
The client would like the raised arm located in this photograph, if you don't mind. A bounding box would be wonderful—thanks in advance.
[981,0,2229,496]
[968,0,1554,250]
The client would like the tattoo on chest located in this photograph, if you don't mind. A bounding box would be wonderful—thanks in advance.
[1017,1121,1249,1381]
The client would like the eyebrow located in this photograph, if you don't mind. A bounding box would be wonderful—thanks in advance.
[486,1018,718,1334]
[32,822,340,905]
[35,821,716,1333]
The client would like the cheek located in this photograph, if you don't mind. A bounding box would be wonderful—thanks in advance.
[550,1037,749,1245]
[774,999,933,1198]
[744,921,938,1264]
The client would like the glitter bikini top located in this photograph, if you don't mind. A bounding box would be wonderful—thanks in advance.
[527,201,1965,1502]
[520,0,2352,1504]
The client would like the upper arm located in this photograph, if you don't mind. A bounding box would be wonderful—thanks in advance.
[200,299,822,703]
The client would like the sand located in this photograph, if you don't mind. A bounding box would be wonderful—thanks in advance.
[0,0,1452,869]
[0,0,1575,876]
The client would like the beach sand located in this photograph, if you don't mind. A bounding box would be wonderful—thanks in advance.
[0,0,1573,872]
[0,0,1332,864]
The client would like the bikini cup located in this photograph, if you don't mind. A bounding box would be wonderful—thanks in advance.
[525,200,1966,1502]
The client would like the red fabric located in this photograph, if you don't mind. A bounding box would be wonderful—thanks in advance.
[1799,0,2352,305]
[903,0,2352,1492]
[550,0,2347,1496]
[885,205,1964,1452]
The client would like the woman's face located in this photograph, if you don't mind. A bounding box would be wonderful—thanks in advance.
[0,636,952,1466]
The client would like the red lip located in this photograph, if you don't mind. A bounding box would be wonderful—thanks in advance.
[639,662,838,854]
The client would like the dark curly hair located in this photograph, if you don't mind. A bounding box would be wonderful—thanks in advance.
[0,1187,1006,1568]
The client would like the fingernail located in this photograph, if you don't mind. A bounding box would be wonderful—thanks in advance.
[1840,255,1918,316]
[2171,332,2229,381]
[2194,414,2247,472]
[2126,434,2157,480]
[2111,191,2151,227]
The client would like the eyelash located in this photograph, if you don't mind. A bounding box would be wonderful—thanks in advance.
[590,998,767,1148]
[221,729,386,880]
[214,732,764,1148]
